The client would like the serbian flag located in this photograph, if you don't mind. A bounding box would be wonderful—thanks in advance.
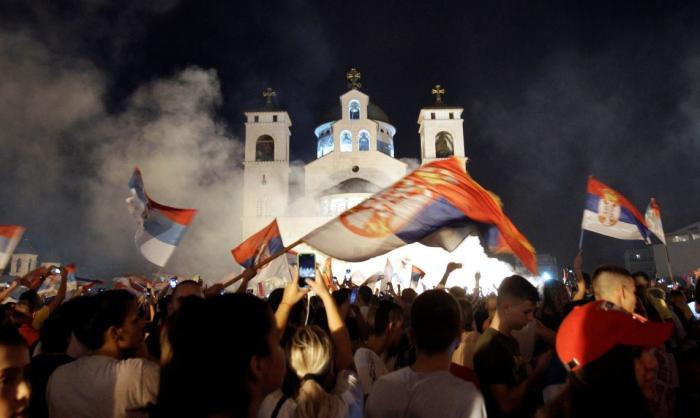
[410,265,426,290]
[303,157,538,273]
[231,220,284,269]
[126,168,197,267]
[0,226,25,271]
[645,198,666,245]
[581,176,650,242]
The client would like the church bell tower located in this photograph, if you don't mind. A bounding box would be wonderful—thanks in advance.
[242,88,291,238]
[418,85,467,166]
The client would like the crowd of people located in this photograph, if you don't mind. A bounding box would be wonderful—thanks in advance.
[0,252,698,418]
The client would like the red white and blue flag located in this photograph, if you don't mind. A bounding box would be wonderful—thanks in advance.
[126,168,197,267]
[0,226,25,271]
[303,157,538,274]
[645,198,666,245]
[231,219,284,269]
[581,176,650,242]
[410,265,426,290]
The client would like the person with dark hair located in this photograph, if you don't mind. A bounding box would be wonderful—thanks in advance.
[354,300,403,395]
[160,292,285,418]
[29,297,88,418]
[47,290,157,418]
[474,275,550,418]
[0,325,30,418]
[167,279,204,316]
[366,289,486,418]
[357,285,373,319]
[450,298,481,388]
[538,300,673,418]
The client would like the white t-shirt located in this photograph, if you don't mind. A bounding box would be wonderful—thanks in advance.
[354,347,389,395]
[257,370,363,418]
[365,367,487,418]
[688,301,700,320]
[47,355,159,418]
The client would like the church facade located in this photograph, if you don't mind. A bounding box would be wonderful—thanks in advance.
[241,70,468,255]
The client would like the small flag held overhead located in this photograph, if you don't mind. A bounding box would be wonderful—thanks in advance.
[410,265,426,290]
[0,226,25,271]
[645,198,666,245]
[126,168,197,267]
[580,176,650,242]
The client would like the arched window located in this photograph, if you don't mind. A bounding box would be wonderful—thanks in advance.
[15,258,21,273]
[349,100,360,120]
[340,130,353,152]
[359,130,370,151]
[435,131,454,158]
[255,135,275,161]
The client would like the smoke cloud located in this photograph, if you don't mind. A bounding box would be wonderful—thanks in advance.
[0,29,244,280]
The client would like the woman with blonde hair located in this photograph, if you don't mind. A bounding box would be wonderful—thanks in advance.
[258,267,362,418]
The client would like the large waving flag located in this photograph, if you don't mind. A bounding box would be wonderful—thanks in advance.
[645,198,666,245]
[0,226,25,271]
[581,176,650,242]
[302,157,538,273]
[126,168,197,267]
[231,219,284,269]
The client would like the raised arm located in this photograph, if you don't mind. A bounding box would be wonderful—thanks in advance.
[572,250,586,301]
[0,281,18,303]
[46,266,68,314]
[274,267,309,334]
[437,262,462,288]
[306,272,354,372]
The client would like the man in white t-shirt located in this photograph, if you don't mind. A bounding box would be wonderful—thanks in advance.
[354,300,403,395]
[366,290,486,418]
[47,290,159,418]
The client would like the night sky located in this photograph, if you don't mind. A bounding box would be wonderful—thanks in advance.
[1,1,699,278]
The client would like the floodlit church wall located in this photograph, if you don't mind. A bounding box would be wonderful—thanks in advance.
[244,112,291,162]
[304,153,407,198]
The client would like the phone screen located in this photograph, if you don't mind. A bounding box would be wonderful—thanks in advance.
[169,278,177,288]
[350,287,358,304]
[298,253,316,287]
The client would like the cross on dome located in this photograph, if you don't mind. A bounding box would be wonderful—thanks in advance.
[431,84,445,105]
[346,68,362,89]
[263,87,276,105]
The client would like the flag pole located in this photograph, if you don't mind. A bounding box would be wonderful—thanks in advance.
[663,244,674,280]
[578,228,585,250]
[222,239,303,289]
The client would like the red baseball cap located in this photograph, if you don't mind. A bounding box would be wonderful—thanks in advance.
[556,300,673,371]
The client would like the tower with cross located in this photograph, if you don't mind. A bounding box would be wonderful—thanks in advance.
[417,84,467,165]
[241,87,291,238]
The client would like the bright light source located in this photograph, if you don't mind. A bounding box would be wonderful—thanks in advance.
[542,271,552,281]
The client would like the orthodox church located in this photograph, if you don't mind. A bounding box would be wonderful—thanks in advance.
[241,69,468,256]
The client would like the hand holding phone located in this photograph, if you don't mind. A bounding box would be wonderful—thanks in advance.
[298,253,316,287]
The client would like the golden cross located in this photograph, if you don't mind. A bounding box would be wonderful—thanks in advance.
[263,87,276,105]
[431,85,445,104]
[346,68,362,89]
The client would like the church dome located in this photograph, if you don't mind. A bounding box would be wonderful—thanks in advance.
[322,101,390,123]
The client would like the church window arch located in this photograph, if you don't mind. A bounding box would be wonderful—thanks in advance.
[255,135,275,161]
[359,130,370,151]
[340,130,353,152]
[435,131,454,158]
[349,100,360,120]
[15,258,21,273]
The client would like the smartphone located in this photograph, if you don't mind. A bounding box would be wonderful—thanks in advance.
[350,287,358,304]
[298,253,316,287]
[169,278,177,288]
[50,266,61,275]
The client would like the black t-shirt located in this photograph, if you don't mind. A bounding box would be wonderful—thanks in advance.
[473,328,535,418]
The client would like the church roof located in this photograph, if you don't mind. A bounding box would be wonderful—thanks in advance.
[322,101,391,123]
